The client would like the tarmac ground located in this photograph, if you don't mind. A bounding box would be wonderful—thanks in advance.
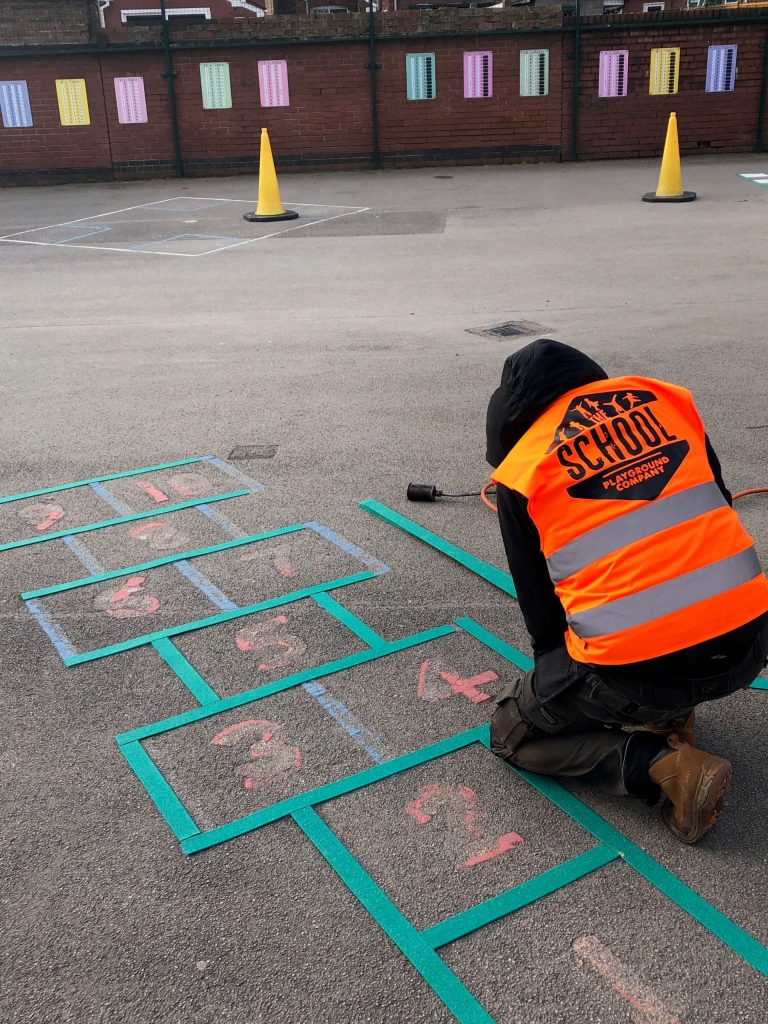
[1,155,767,1024]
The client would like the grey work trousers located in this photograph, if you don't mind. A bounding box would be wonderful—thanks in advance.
[490,623,768,800]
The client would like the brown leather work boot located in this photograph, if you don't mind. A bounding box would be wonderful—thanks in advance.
[648,734,732,844]
[644,710,696,747]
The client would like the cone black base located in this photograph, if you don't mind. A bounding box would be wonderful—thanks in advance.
[642,191,697,203]
[243,210,299,222]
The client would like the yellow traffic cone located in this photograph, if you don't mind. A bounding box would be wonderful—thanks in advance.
[643,113,696,203]
[244,128,298,223]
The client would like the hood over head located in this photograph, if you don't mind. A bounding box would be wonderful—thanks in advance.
[486,339,608,467]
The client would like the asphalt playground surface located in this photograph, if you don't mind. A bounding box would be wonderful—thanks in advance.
[1,155,767,1024]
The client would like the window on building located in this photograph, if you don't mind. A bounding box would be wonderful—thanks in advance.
[520,50,549,97]
[406,53,436,101]
[200,63,232,110]
[643,2,665,10]
[649,47,679,95]
[114,77,148,124]
[258,61,290,107]
[56,79,90,126]
[464,52,493,99]
[598,50,629,97]
[603,1,625,13]
[0,80,33,128]
[706,44,737,92]
[686,0,705,7]
[121,7,212,23]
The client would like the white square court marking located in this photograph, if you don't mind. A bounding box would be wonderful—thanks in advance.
[0,197,370,258]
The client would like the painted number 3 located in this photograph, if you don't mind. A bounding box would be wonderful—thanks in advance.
[211,718,302,790]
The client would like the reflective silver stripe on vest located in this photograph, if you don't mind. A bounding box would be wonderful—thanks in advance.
[547,482,727,585]
[568,546,763,639]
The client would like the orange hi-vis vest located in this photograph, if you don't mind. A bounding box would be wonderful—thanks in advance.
[492,375,768,666]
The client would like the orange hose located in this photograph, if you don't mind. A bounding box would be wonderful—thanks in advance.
[480,481,497,513]
[733,487,768,500]
[480,482,767,511]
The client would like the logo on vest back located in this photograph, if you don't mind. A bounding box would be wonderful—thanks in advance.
[549,389,689,500]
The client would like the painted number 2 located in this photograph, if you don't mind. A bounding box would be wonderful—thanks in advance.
[406,783,523,869]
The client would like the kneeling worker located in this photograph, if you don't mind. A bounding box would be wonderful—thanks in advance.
[487,339,768,843]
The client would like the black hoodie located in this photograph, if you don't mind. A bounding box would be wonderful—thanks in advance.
[485,339,740,667]
[486,339,609,469]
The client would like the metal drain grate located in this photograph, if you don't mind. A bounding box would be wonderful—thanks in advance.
[228,444,278,460]
[466,320,549,339]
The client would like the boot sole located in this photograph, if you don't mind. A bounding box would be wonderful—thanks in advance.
[662,757,732,844]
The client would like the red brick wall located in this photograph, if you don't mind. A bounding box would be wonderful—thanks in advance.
[100,51,178,175]
[0,56,113,181]
[577,20,764,158]
[376,36,565,162]
[0,9,765,183]
[168,43,373,171]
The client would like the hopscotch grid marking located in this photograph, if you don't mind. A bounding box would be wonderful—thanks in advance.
[0,491,249,553]
[115,625,457,745]
[12,460,767,1019]
[60,572,376,666]
[0,456,202,506]
[25,454,389,679]
[22,524,308,600]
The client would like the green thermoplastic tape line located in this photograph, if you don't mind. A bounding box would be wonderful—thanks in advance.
[116,624,454,746]
[360,499,517,597]
[21,523,306,600]
[489,742,768,978]
[420,845,619,950]
[120,741,200,841]
[0,456,202,506]
[181,725,489,853]
[293,806,496,1024]
[152,638,220,706]
[64,572,377,666]
[0,490,249,553]
[311,590,387,648]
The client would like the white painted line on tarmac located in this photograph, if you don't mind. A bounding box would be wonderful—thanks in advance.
[0,197,206,240]
[0,238,196,258]
[196,207,371,255]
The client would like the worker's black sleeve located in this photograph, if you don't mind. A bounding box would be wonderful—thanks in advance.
[705,434,733,506]
[495,483,567,656]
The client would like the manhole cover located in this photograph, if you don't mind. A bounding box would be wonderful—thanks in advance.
[466,320,549,339]
[228,444,278,460]
[434,175,454,179]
